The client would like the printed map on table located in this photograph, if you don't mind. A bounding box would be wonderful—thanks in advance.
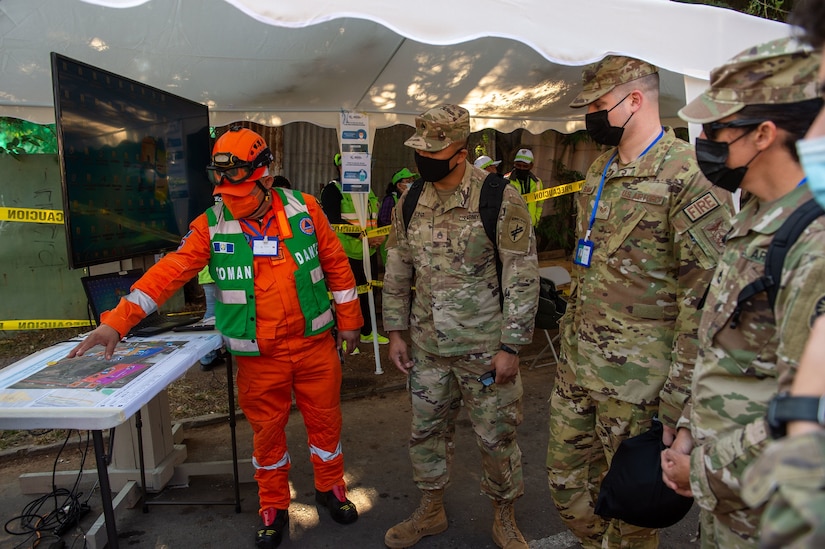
[10,341,182,390]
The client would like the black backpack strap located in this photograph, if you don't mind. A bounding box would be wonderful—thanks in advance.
[401,177,425,233]
[480,173,509,311]
[732,198,825,328]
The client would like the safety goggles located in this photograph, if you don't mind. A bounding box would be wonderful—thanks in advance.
[206,148,273,185]
[702,119,766,142]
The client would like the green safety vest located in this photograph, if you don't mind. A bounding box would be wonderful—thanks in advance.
[205,189,334,355]
[332,180,379,260]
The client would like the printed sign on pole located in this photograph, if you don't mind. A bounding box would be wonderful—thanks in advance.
[340,111,369,153]
[340,152,371,194]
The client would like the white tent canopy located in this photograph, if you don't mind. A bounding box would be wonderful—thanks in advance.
[0,0,791,133]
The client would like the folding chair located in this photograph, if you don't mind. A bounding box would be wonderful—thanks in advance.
[529,266,570,370]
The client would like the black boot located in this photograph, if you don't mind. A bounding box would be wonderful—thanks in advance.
[256,507,288,549]
[315,485,358,524]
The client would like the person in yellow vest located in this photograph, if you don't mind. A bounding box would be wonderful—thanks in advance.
[378,168,417,265]
[320,153,388,349]
[505,148,543,226]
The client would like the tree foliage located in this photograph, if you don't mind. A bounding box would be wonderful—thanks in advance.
[671,0,791,22]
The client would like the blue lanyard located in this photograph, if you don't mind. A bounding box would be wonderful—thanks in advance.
[585,129,665,240]
[241,217,274,242]
[798,177,808,187]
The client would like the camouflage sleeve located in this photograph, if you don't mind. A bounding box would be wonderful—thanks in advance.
[381,199,414,332]
[497,185,539,347]
[741,430,825,549]
[659,179,732,427]
[689,248,825,514]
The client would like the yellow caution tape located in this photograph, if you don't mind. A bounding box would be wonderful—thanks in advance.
[522,180,585,204]
[0,320,92,331]
[330,223,363,234]
[0,207,64,224]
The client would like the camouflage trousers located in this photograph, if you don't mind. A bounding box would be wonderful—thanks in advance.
[407,344,524,502]
[546,364,660,549]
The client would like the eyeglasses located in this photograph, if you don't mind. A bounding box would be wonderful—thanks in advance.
[702,119,766,141]
[206,148,274,185]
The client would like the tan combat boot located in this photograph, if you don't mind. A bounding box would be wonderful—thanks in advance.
[384,488,448,548]
[492,500,528,549]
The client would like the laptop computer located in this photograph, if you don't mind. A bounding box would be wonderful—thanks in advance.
[81,269,202,337]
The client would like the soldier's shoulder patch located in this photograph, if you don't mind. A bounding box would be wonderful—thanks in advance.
[506,216,529,243]
[499,207,531,253]
[683,191,721,222]
[810,295,825,327]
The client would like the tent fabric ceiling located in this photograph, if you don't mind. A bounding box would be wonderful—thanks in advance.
[0,0,791,133]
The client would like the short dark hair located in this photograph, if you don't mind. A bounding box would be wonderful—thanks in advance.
[791,0,825,48]
[272,175,291,189]
[739,98,824,161]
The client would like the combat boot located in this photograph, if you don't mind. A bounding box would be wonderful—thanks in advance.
[491,500,528,549]
[384,488,448,548]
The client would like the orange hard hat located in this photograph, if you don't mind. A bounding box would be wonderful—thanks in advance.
[208,127,274,196]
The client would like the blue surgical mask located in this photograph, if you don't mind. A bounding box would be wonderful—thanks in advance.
[798,136,825,209]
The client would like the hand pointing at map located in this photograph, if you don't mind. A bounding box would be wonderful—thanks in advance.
[68,324,122,360]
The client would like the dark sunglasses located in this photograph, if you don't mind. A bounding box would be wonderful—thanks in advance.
[702,118,766,141]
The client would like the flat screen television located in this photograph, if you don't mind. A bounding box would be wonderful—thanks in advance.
[51,52,213,269]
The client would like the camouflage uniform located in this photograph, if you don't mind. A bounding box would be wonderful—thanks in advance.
[547,56,733,549]
[742,431,825,548]
[672,38,825,548]
[679,186,825,547]
[382,109,539,500]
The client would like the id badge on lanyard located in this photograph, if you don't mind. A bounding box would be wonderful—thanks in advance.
[573,238,594,267]
[244,218,280,257]
[252,236,279,257]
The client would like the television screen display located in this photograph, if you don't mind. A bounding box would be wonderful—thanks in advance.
[51,52,213,269]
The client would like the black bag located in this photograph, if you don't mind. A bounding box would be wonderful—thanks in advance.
[535,277,566,329]
[594,418,693,529]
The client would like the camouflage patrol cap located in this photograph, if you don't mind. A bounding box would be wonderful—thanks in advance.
[680,37,821,124]
[404,104,470,152]
[570,56,658,108]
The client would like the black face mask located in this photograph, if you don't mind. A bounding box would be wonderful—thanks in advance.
[585,93,634,146]
[695,132,762,193]
[414,148,463,182]
[512,168,531,180]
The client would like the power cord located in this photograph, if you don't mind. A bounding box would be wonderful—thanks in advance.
[4,430,92,548]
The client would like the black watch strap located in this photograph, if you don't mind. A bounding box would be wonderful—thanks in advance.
[500,344,519,355]
[767,393,825,438]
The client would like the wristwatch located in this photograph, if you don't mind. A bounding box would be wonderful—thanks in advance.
[766,392,825,438]
[500,344,519,355]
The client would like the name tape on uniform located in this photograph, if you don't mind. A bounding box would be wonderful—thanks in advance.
[0,207,64,224]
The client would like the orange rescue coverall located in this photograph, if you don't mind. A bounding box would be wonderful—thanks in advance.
[100,191,362,511]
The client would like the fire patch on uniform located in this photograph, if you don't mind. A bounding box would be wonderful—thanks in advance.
[684,192,721,222]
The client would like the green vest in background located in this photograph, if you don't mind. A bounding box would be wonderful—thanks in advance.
[333,181,379,261]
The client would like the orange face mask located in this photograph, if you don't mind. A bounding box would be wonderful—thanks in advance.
[222,183,271,219]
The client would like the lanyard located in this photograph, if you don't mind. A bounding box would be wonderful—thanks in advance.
[798,177,808,187]
[585,129,665,241]
[241,217,274,242]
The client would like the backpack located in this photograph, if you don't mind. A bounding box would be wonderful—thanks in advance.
[729,198,825,328]
[401,173,508,309]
